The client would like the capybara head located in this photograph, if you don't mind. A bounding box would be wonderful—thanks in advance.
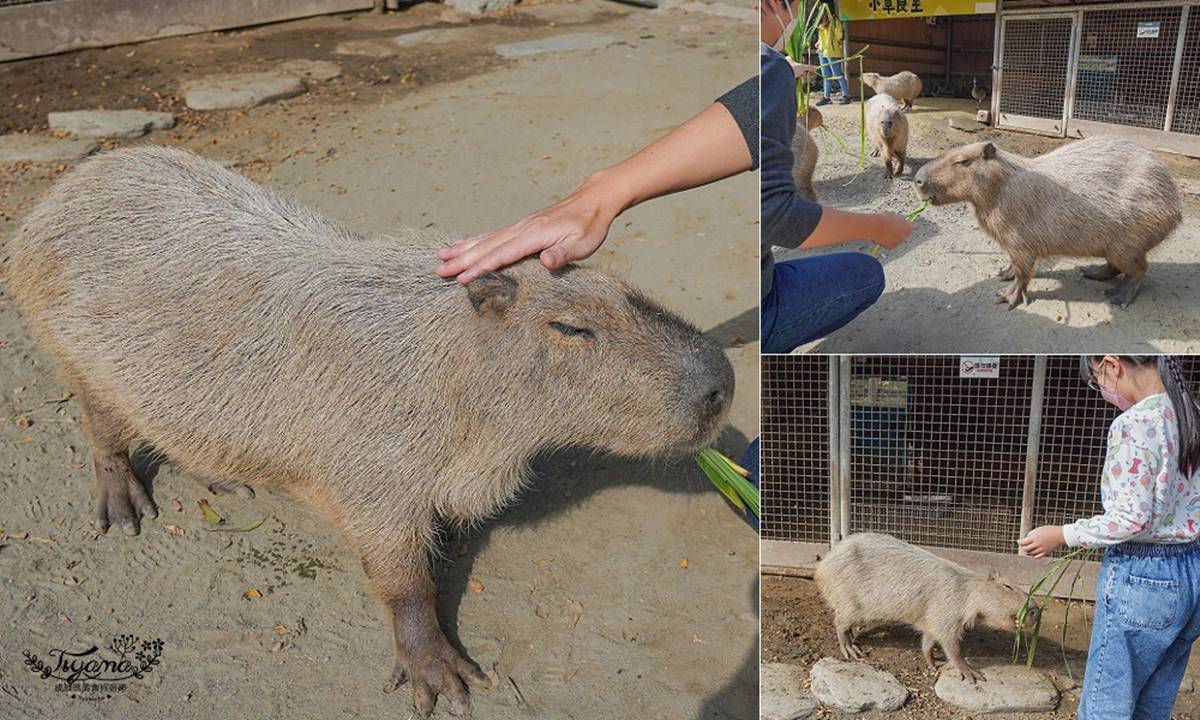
[875,100,903,139]
[972,571,1037,631]
[862,72,881,89]
[462,261,734,456]
[913,141,1002,205]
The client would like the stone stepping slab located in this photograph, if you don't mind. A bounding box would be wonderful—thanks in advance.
[47,110,174,139]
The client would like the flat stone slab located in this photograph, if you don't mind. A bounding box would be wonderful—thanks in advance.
[810,657,908,713]
[0,134,98,163]
[334,39,397,58]
[935,659,1060,714]
[183,72,305,111]
[391,28,468,47]
[445,0,516,15]
[495,33,624,58]
[47,109,174,138]
[277,59,342,81]
[761,663,818,720]
[676,1,758,23]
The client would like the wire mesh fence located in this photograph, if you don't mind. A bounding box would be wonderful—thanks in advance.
[1074,6,1183,130]
[999,16,1075,120]
[997,2,1199,138]
[1172,9,1200,134]
[761,355,831,545]
[762,355,1200,560]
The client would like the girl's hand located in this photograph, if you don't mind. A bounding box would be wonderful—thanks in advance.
[1018,526,1066,559]
[436,179,623,285]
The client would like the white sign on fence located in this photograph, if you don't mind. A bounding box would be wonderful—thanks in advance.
[959,356,1001,378]
[1137,21,1161,38]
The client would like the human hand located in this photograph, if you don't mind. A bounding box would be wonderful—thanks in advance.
[1018,526,1066,559]
[869,212,914,249]
[435,177,625,284]
[786,57,819,77]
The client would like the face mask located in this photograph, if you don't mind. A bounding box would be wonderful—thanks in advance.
[770,0,799,51]
[1096,366,1134,412]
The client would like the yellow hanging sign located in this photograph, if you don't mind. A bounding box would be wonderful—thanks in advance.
[839,0,995,20]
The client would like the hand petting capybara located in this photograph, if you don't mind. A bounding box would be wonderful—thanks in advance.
[7,146,735,718]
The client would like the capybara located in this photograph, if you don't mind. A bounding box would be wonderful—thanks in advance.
[792,106,825,202]
[862,71,922,109]
[866,94,908,179]
[815,533,1035,683]
[7,146,735,717]
[913,136,1182,308]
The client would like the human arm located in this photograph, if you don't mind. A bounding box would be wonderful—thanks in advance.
[1062,418,1160,549]
[435,80,756,284]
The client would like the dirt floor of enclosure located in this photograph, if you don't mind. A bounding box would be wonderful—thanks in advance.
[763,574,1200,719]
[0,2,759,718]
[784,98,1200,354]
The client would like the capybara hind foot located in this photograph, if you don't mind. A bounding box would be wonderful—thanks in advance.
[1082,262,1121,281]
[837,627,864,660]
[997,264,1015,281]
[386,633,489,718]
[94,454,157,535]
[996,281,1028,309]
[191,474,255,499]
[1105,278,1143,307]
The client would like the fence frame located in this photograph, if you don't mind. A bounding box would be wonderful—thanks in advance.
[991,0,1200,156]
[761,357,1103,599]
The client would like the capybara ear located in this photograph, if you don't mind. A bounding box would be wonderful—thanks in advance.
[467,272,518,315]
[981,142,997,160]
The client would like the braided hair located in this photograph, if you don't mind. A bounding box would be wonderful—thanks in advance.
[1081,355,1200,476]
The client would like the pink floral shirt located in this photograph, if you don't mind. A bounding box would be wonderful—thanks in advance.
[1063,394,1197,548]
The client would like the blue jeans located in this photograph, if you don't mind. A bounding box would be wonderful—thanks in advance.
[761,252,885,353]
[1078,542,1200,720]
[739,438,760,532]
[819,54,850,98]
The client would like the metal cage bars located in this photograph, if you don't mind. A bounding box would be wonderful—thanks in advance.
[994,0,1200,138]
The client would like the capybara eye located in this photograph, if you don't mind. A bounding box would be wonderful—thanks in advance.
[548,321,594,339]
[956,159,973,167]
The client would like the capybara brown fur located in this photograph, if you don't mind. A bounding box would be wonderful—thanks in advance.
[913,136,1182,308]
[7,146,735,718]
[815,533,1035,683]
[792,106,825,202]
[866,94,908,179]
[863,71,922,109]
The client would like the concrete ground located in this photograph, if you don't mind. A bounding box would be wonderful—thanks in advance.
[0,2,759,718]
[783,97,1200,353]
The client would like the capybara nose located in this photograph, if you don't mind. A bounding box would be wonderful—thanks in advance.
[914,166,927,187]
[690,339,735,421]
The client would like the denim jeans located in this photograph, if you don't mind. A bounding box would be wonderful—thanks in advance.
[1078,541,1200,720]
[761,252,885,353]
[739,438,760,532]
[819,54,850,98]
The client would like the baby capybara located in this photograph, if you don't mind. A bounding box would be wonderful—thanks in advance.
[866,94,909,179]
[815,533,1035,683]
[914,136,1182,308]
[7,146,735,718]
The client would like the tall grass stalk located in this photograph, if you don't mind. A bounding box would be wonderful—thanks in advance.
[1013,547,1094,672]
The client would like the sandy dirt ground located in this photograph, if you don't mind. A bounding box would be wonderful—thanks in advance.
[763,574,1200,719]
[780,98,1200,353]
[0,3,759,718]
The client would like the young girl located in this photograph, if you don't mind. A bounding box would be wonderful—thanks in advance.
[1019,355,1200,720]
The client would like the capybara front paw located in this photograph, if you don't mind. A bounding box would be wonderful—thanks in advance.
[388,643,489,718]
[958,664,986,684]
[1104,281,1139,307]
[94,456,157,536]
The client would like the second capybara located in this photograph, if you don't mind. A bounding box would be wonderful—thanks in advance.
[914,136,1182,308]
[815,532,1035,683]
[866,94,909,178]
[863,71,922,109]
[792,106,825,202]
[7,146,735,718]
